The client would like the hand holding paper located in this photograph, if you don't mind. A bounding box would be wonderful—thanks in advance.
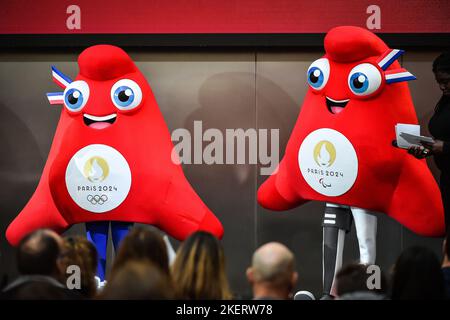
[395,123,434,149]
[400,132,435,145]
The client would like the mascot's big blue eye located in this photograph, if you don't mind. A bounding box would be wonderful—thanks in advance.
[110,79,143,111]
[308,67,324,88]
[65,88,83,109]
[348,63,382,96]
[306,58,330,91]
[63,80,90,113]
[113,86,135,107]
[349,73,369,93]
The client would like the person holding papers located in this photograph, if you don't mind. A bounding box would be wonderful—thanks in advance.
[409,52,450,235]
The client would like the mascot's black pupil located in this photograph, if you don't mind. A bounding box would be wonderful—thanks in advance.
[310,72,319,83]
[68,94,78,104]
[118,90,130,102]
[353,77,364,89]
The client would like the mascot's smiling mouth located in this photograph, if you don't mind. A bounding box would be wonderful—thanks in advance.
[326,96,350,114]
[83,113,117,129]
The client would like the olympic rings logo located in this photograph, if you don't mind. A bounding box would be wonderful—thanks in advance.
[87,194,108,205]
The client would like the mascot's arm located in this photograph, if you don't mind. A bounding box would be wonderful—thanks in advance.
[6,114,69,246]
[6,173,69,246]
[388,155,445,237]
[156,171,224,240]
[257,161,308,211]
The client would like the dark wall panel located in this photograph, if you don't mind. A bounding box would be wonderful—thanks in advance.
[0,49,446,298]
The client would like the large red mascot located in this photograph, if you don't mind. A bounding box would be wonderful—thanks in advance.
[258,26,445,298]
[6,45,223,281]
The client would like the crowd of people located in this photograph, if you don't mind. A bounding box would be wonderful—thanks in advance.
[0,225,449,300]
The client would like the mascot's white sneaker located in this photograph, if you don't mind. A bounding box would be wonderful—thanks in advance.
[95,276,107,291]
[294,290,315,300]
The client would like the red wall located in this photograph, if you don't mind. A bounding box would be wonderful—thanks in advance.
[1,0,449,34]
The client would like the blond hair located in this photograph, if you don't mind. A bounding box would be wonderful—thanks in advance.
[171,231,231,299]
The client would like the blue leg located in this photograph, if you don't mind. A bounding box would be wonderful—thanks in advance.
[86,221,109,281]
[111,221,133,252]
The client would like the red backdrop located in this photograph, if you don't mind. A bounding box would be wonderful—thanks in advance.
[1,0,449,34]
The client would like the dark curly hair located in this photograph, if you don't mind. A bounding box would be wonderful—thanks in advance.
[433,51,450,74]
[433,52,450,112]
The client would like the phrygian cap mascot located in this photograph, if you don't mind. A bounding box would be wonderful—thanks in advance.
[258,26,445,298]
[6,45,224,282]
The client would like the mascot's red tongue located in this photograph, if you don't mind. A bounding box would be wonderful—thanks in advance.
[258,26,445,237]
[6,45,223,246]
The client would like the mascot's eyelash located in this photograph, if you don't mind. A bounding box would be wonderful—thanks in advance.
[377,49,416,84]
[46,92,64,105]
[46,66,72,105]
[51,65,72,88]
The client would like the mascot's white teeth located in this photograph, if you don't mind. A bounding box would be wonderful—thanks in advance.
[84,113,117,122]
[326,96,350,104]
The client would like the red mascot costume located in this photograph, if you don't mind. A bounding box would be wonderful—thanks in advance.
[6,45,223,281]
[258,26,445,298]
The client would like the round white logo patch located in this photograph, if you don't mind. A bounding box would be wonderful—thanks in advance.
[65,144,131,213]
[298,128,358,197]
